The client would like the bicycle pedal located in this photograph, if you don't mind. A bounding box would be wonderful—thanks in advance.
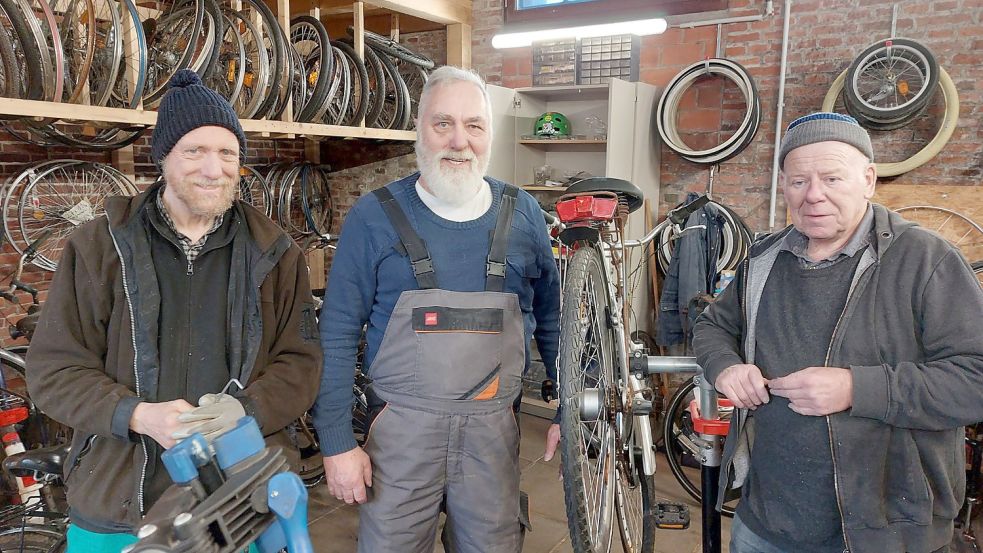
[651,502,690,530]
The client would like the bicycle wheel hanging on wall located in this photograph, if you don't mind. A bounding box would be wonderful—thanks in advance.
[844,37,938,129]
[822,65,959,177]
[656,58,760,165]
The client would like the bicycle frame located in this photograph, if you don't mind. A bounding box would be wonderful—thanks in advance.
[556,192,696,478]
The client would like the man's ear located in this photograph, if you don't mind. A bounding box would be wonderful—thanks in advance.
[863,162,876,199]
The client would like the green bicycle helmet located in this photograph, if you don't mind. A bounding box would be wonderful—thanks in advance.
[535,112,571,137]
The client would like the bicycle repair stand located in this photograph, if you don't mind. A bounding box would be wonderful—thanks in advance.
[688,373,732,553]
[126,416,314,553]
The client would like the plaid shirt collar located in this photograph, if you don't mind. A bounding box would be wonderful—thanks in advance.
[155,186,225,265]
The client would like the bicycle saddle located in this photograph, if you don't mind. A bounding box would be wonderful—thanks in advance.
[4,443,69,478]
[564,177,644,214]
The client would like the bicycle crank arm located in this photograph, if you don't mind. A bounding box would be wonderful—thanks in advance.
[629,354,700,380]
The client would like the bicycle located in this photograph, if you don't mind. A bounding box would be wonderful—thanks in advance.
[553,178,727,553]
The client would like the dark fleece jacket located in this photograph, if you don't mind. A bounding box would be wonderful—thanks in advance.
[27,183,323,533]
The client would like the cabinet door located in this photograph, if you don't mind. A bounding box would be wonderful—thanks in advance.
[486,84,518,184]
[605,78,638,181]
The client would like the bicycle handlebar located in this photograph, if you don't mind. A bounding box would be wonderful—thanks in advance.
[617,194,710,249]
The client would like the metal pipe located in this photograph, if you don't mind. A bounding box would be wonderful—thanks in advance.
[674,14,765,28]
[768,0,793,230]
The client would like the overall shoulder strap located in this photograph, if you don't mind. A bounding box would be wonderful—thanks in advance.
[372,187,437,289]
[485,185,519,292]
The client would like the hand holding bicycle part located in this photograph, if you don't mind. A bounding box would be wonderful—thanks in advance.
[712,363,769,410]
[768,366,853,416]
[127,417,314,553]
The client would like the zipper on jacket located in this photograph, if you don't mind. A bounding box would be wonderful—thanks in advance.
[823,286,853,553]
[109,225,149,516]
[186,257,194,275]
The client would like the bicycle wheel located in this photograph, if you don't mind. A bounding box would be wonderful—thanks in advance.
[51,0,95,104]
[615,415,655,553]
[896,206,983,267]
[339,37,384,128]
[372,46,409,130]
[0,6,21,98]
[559,246,618,553]
[291,412,325,488]
[398,61,427,129]
[0,525,66,552]
[84,0,122,107]
[663,378,737,517]
[0,0,44,101]
[845,37,938,125]
[226,7,269,118]
[290,15,332,123]
[143,0,204,105]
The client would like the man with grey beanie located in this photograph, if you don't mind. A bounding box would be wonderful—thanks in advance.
[27,69,322,552]
[694,112,983,553]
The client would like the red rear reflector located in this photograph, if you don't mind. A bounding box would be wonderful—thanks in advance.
[556,195,619,223]
[424,312,438,326]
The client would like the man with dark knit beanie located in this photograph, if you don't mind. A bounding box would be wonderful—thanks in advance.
[27,69,322,552]
[694,112,983,553]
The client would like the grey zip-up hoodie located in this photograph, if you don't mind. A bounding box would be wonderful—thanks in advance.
[694,204,983,553]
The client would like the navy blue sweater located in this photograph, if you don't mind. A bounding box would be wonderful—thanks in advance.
[313,173,561,455]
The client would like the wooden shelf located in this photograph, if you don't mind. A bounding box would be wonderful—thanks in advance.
[513,83,610,101]
[522,185,568,191]
[519,138,607,145]
[0,97,417,141]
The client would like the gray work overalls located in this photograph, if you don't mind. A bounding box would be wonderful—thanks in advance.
[357,186,526,553]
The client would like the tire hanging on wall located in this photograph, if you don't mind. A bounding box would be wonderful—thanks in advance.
[656,58,761,165]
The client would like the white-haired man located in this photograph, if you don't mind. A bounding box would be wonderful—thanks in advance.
[312,66,561,553]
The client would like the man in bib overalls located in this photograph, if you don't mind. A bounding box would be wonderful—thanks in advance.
[312,66,562,552]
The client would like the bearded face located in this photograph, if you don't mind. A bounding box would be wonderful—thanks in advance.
[414,80,492,206]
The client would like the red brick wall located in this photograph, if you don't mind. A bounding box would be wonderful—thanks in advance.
[474,0,983,229]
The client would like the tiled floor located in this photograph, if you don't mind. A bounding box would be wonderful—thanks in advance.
[306,413,730,553]
[306,413,983,552]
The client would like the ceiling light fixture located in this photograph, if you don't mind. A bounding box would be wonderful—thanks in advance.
[491,17,668,49]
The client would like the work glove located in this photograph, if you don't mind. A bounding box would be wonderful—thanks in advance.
[171,393,246,443]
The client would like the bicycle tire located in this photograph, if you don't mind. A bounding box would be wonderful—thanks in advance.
[558,246,618,553]
[398,61,427,129]
[0,6,21,98]
[372,45,409,130]
[203,12,245,106]
[615,419,656,553]
[340,37,385,128]
[240,0,284,120]
[0,0,44,101]
[111,0,147,109]
[662,378,737,517]
[332,40,369,127]
[822,66,958,177]
[11,0,56,103]
[348,26,434,70]
[52,0,95,104]
[0,524,66,552]
[290,15,332,123]
[845,37,938,125]
[195,0,223,78]
[83,0,121,107]
[143,0,204,106]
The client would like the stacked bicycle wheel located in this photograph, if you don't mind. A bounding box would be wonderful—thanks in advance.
[655,200,751,276]
[248,162,335,242]
[821,37,959,177]
[840,38,938,131]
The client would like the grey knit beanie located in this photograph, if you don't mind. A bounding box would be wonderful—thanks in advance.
[778,112,873,169]
[151,69,246,169]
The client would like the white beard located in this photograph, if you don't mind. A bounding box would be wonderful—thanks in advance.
[415,141,489,206]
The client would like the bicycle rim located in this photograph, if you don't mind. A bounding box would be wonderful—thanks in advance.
[615,416,655,552]
[559,246,617,553]
[0,525,66,552]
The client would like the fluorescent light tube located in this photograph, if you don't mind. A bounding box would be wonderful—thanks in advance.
[492,18,668,49]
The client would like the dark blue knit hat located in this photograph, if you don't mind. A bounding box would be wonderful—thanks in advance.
[151,69,247,169]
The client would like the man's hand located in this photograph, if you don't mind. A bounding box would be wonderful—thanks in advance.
[130,399,195,449]
[714,363,770,409]
[172,393,246,443]
[543,423,560,462]
[768,366,853,416]
[324,447,373,504]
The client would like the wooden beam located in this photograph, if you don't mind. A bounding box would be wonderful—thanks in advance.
[368,0,470,25]
[446,23,471,68]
